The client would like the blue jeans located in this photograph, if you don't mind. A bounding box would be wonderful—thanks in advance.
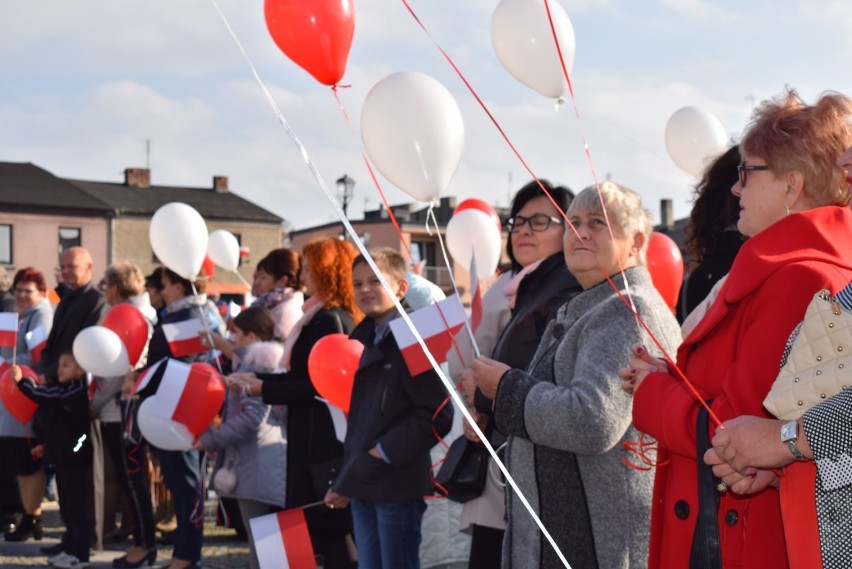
[158,449,205,562]
[350,498,426,569]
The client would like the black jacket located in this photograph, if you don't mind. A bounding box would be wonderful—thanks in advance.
[474,252,583,416]
[18,377,92,466]
[257,307,354,509]
[39,282,107,381]
[333,312,454,502]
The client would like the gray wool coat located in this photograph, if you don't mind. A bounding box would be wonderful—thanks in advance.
[494,266,682,569]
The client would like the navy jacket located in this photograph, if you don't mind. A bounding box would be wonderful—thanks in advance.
[333,312,454,502]
[18,377,92,467]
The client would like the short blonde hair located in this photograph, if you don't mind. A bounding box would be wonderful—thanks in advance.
[104,262,146,300]
[567,181,653,264]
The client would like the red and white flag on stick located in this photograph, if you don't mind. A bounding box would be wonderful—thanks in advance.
[469,253,483,333]
[250,508,317,569]
[161,318,206,358]
[0,313,17,348]
[25,326,48,364]
[389,294,467,376]
[139,359,213,424]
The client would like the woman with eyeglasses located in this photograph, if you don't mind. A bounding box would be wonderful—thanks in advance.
[452,180,583,569]
[0,268,53,542]
[621,89,852,569]
[472,182,681,568]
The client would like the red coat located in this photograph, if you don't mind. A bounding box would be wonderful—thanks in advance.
[633,206,852,568]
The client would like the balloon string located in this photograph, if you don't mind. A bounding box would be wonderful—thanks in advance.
[189,282,224,376]
[425,206,480,362]
[330,85,412,261]
[402,0,719,430]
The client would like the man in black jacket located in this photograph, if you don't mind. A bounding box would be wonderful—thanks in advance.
[38,247,107,382]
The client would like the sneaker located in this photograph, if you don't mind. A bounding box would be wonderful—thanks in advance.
[47,551,74,565]
[51,553,89,568]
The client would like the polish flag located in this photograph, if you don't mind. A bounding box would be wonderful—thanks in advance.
[0,313,17,348]
[469,253,483,333]
[25,326,48,364]
[131,358,167,396]
[162,318,206,358]
[250,508,316,569]
[389,294,467,376]
[142,359,211,426]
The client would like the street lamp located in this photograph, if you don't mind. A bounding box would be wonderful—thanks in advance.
[336,174,355,217]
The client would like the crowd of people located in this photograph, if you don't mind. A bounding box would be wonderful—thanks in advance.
[1,86,852,569]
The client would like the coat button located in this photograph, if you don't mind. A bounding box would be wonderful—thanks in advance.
[551,323,565,338]
[725,509,738,526]
[674,500,689,520]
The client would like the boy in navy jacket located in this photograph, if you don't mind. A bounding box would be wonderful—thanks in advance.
[14,352,94,569]
[325,248,453,569]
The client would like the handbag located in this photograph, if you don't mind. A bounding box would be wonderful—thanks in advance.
[213,452,237,494]
[689,404,722,569]
[764,289,852,420]
[434,436,488,503]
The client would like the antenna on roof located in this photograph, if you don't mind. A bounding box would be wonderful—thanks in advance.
[146,139,151,170]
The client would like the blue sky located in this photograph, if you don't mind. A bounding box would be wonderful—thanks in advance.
[2,0,850,230]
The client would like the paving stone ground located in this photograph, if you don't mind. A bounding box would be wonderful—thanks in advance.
[0,498,252,569]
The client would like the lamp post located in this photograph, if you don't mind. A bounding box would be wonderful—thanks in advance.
[336,174,355,217]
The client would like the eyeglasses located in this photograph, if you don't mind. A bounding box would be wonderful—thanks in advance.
[507,213,564,233]
[737,162,770,188]
[13,288,38,295]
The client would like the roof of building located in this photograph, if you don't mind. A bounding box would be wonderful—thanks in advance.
[0,162,113,212]
[70,179,281,223]
[0,161,282,224]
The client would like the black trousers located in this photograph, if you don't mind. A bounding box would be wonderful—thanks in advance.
[55,459,94,561]
[101,422,156,549]
[469,524,504,569]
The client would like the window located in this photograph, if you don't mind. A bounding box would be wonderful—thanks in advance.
[411,240,437,268]
[0,224,11,264]
[58,227,81,256]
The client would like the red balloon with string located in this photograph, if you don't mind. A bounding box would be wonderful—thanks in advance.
[264,0,355,86]
[103,304,149,368]
[308,334,364,412]
[646,232,684,310]
[0,364,40,424]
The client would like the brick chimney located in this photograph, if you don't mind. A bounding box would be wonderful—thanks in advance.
[124,168,151,188]
[213,176,229,193]
[660,198,674,231]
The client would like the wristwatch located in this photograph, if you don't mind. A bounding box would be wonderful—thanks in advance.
[781,420,807,461]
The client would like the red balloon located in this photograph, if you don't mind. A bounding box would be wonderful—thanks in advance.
[202,255,216,279]
[264,0,355,86]
[171,362,226,436]
[454,198,501,233]
[646,232,684,310]
[0,364,40,424]
[308,333,364,412]
[103,305,149,368]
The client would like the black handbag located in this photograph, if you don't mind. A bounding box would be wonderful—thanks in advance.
[435,436,489,503]
[689,403,722,569]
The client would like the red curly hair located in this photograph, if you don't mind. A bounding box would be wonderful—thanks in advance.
[302,237,363,323]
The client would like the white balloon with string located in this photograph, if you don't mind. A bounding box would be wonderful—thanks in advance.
[208,229,241,272]
[361,71,465,202]
[664,106,727,178]
[72,326,130,378]
[492,0,576,100]
[446,209,503,278]
[149,202,209,280]
[137,397,194,451]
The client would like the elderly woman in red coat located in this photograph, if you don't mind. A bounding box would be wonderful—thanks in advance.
[621,88,852,568]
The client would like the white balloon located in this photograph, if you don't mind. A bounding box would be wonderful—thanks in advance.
[208,229,240,272]
[446,210,503,278]
[664,106,728,178]
[492,0,576,99]
[72,326,130,377]
[149,202,209,279]
[137,397,194,451]
[361,72,465,202]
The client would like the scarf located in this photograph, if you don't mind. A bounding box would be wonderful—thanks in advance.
[280,295,324,372]
[254,287,290,311]
[165,293,207,315]
[503,259,543,310]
